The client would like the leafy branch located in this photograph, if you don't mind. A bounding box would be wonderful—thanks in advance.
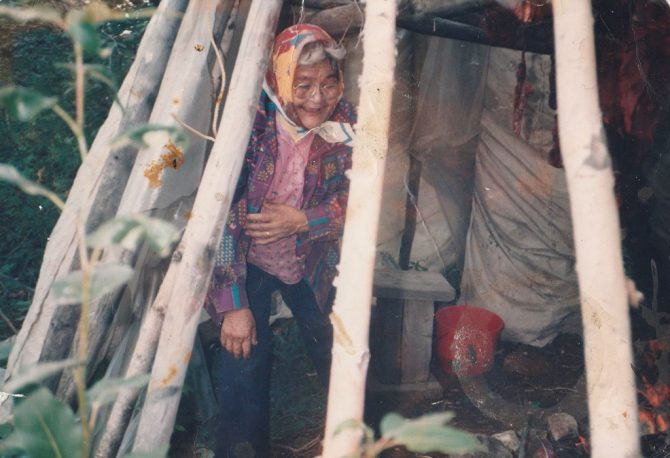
[335,412,486,458]
[0,2,174,457]
[0,1,154,162]
[0,165,66,211]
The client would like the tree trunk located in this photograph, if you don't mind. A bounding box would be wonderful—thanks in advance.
[129,0,283,451]
[552,1,640,456]
[321,1,397,457]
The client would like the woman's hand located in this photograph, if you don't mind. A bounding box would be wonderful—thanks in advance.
[245,201,308,244]
[220,309,257,359]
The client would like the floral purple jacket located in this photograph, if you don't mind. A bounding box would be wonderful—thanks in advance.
[205,91,356,325]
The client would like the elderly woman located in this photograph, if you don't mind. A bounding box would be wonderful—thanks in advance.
[205,24,355,457]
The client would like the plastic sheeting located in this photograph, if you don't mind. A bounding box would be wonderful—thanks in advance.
[409,36,488,273]
[377,29,415,260]
[343,30,415,265]
[407,40,581,345]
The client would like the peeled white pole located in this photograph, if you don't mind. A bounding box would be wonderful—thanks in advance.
[552,1,640,456]
[129,0,282,451]
[321,1,397,457]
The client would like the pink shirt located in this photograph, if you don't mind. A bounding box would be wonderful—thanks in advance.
[247,119,315,284]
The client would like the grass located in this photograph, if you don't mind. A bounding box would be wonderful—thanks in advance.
[0,14,149,341]
[270,319,327,449]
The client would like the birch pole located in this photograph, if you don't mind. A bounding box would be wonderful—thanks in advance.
[93,6,243,456]
[552,1,640,456]
[130,0,282,451]
[57,0,236,405]
[322,1,397,457]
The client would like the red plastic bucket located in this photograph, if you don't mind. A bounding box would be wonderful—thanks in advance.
[435,305,504,377]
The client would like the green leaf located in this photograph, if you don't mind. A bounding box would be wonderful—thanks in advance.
[56,62,124,110]
[0,422,13,440]
[85,64,119,91]
[68,20,100,55]
[398,425,485,455]
[0,86,57,122]
[409,411,456,426]
[379,413,405,436]
[0,336,15,365]
[0,5,64,27]
[121,444,170,458]
[87,215,180,258]
[0,164,66,210]
[333,417,375,449]
[112,124,189,150]
[87,373,150,407]
[72,1,125,24]
[380,412,484,455]
[3,359,80,394]
[56,63,118,92]
[0,388,83,457]
[381,412,455,436]
[333,418,366,437]
[52,264,134,306]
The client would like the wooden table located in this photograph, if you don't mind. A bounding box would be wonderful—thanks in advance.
[370,269,456,385]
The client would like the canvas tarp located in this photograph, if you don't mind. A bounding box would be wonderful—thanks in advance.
[459,110,581,345]
[407,38,582,345]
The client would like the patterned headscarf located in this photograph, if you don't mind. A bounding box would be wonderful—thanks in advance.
[263,24,354,145]
[266,24,343,108]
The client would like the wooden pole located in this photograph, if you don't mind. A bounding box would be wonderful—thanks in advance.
[1,0,187,400]
[398,155,422,270]
[56,0,236,406]
[92,268,176,458]
[395,15,552,55]
[93,4,243,455]
[130,0,282,451]
[308,4,364,36]
[552,1,640,456]
[321,1,397,456]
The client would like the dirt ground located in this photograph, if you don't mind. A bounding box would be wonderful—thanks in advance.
[174,310,669,458]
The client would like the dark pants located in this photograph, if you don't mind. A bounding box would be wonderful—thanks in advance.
[213,264,333,458]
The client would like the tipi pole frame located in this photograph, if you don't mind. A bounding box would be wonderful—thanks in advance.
[129,0,283,451]
[552,0,640,456]
[322,0,398,456]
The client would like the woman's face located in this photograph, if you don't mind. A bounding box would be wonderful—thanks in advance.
[287,59,342,129]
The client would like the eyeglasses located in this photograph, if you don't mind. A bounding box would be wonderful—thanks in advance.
[293,82,341,100]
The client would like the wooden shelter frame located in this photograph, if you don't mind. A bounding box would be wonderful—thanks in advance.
[1,1,641,456]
